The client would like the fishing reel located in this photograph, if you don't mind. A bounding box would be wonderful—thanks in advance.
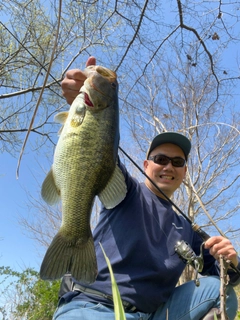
[175,240,204,287]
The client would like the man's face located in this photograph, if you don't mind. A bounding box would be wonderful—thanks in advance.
[144,143,187,199]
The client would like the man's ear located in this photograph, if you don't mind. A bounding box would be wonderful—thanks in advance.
[143,160,149,171]
[184,165,187,178]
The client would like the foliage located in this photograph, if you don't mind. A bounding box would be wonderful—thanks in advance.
[0,0,240,316]
[100,243,126,320]
[1,0,237,250]
[0,266,60,320]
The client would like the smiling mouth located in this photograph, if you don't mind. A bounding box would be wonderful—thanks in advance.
[160,175,174,180]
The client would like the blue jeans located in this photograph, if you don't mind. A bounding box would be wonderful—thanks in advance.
[53,276,238,320]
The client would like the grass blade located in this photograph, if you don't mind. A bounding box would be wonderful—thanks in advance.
[99,243,126,320]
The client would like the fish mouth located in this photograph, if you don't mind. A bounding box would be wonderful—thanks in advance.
[84,92,94,107]
[96,66,117,82]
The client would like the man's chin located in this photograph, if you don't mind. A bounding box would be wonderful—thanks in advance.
[153,185,172,199]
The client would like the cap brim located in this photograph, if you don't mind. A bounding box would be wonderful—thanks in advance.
[147,132,191,160]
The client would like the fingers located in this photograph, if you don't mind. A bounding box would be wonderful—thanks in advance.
[61,69,84,104]
[205,236,238,267]
[61,56,97,105]
[86,56,96,67]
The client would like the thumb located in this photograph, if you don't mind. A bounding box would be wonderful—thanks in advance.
[86,56,96,67]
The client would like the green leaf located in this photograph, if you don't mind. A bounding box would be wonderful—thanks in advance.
[0,266,60,319]
[99,243,126,320]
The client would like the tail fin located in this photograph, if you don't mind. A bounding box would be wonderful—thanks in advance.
[40,232,97,284]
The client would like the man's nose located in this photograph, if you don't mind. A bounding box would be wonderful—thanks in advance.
[163,161,174,169]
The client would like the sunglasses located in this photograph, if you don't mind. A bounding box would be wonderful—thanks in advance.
[148,154,186,167]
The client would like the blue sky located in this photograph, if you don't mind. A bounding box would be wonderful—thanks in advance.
[1,124,240,277]
[1,0,240,284]
[1,151,42,272]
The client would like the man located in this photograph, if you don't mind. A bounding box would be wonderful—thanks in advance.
[53,57,239,320]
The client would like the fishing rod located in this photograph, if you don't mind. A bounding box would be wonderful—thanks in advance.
[6,26,236,272]
[119,145,240,276]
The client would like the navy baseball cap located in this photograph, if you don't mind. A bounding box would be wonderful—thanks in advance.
[147,132,191,160]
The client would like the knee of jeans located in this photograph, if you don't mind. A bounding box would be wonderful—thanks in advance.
[208,277,239,320]
[200,277,238,319]
[199,275,221,295]
[226,284,238,319]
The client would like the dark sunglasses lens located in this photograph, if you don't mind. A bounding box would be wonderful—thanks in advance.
[154,155,169,165]
[171,158,185,167]
[153,155,185,167]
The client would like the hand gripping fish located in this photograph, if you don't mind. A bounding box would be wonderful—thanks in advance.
[40,65,127,283]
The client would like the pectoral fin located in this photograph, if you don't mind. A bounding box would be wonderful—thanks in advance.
[54,112,69,135]
[98,165,127,209]
[54,111,69,124]
[41,168,61,205]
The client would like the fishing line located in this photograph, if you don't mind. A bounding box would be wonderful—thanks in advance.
[15,0,63,178]
[3,22,237,273]
[119,146,191,221]
[119,145,240,275]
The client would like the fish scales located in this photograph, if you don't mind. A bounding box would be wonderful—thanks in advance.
[40,66,127,283]
[56,109,118,233]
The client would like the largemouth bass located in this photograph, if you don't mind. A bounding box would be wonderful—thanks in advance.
[40,65,127,283]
